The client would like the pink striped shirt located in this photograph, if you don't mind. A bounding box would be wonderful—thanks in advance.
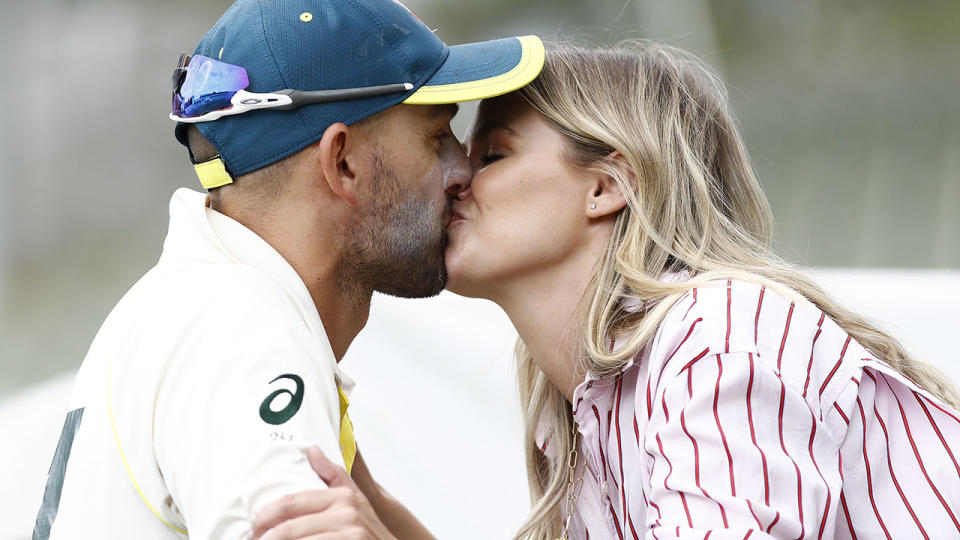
[539,279,960,539]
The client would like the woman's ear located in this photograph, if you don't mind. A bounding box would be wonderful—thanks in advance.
[586,151,631,219]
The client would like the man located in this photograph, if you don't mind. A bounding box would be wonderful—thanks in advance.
[32,0,544,538]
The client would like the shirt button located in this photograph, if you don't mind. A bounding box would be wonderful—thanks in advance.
[601,481,609,495]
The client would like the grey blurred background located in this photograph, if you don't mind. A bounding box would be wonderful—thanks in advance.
[1,0,958,399]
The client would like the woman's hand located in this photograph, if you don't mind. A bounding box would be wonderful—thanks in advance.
[251,446,397,540]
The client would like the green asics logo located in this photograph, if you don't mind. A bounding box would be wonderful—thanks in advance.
[259,374,304,425]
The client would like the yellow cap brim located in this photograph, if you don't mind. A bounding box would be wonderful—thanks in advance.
[403,35,545,105]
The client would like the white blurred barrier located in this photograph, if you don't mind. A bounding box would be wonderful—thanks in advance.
[3,269,958,540]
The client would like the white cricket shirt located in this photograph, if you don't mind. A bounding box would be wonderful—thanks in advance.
[34,188,351,539]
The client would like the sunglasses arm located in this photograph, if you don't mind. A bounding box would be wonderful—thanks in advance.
[169,83,413,123]
[277,83,413,108]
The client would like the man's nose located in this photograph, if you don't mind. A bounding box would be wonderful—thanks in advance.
[441,138,473,197]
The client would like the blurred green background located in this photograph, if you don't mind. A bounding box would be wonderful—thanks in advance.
[1,0,958,397]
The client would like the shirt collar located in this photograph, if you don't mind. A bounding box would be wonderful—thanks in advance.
[160,188,349,383]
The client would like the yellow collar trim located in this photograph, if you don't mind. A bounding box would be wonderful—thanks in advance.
[338,386,357,475]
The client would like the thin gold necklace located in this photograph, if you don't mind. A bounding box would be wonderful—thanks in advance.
[557,421,585,540]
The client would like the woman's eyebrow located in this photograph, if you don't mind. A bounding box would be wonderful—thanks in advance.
[471,122,520,141]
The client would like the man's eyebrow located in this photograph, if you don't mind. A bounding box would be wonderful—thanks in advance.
[471,121,519,141]
[432,103,460,119]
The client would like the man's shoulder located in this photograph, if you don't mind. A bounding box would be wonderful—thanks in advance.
[155,258,291,300]
[102,261,306,344]
[82,259,330,402]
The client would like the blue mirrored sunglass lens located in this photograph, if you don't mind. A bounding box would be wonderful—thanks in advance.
[173,55,250,118]
[175,91,238,117]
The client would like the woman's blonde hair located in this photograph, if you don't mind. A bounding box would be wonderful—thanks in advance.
[512,41,959,540]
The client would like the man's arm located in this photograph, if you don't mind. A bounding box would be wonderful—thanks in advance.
[252,447,436,540]
[152,279,349,538]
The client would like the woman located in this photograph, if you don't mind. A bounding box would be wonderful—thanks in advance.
[254,42,960,539]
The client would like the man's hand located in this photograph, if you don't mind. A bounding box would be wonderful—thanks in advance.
[251,446,397,540]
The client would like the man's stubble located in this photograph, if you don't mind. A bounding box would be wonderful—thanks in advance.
[341,151,448,300]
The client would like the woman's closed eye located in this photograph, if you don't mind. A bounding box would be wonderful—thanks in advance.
[480,152,505,166]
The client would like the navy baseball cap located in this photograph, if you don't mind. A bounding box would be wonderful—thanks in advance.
[173,0,544,188]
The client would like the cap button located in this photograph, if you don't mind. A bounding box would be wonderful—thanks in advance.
[299,12,313,22]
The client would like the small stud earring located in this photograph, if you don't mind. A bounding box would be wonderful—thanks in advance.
[590,203,597,209]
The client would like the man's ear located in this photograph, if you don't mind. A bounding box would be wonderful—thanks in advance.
[585,151,631,219]
[309,122,369,206]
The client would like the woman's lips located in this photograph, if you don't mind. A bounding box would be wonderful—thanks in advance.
[447,210,466,228]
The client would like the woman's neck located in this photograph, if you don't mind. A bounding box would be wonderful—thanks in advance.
[492,250,601,403]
